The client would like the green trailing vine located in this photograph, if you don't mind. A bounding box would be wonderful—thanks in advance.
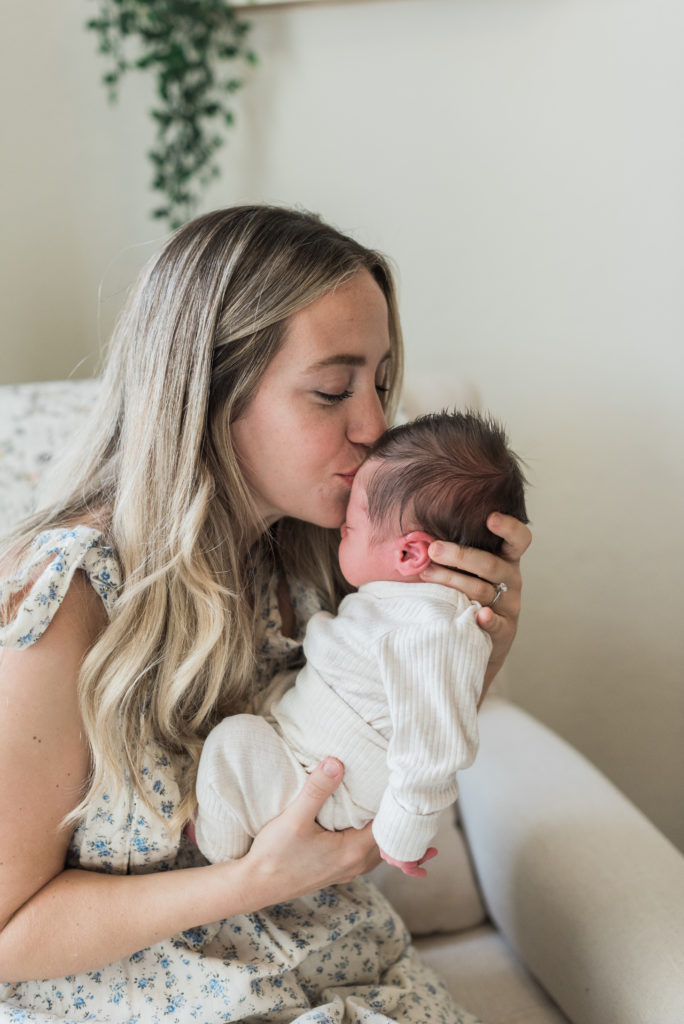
[87,0,257,229]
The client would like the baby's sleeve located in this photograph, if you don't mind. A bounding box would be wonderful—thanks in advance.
[372,606,491,862]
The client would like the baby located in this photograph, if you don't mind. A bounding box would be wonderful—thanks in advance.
[193,410,528,874]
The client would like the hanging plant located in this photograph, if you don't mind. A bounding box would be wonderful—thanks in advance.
[87,0,257,229]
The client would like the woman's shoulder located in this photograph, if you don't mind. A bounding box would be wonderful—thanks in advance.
[0,523,119,650]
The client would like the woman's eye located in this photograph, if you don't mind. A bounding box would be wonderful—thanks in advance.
[315,389,354,404]
[375,384,390,395]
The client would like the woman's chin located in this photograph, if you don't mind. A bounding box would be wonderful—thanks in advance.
[299,509,347,532]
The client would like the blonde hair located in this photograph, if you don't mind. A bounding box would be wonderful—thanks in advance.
[2,206,404,829]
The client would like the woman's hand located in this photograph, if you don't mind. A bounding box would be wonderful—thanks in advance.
[242,758,381,908]
[420,512,532,691]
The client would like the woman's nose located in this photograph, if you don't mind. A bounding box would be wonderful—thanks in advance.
[346,390,388,448]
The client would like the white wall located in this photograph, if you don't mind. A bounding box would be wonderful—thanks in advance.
[2,0,683,850]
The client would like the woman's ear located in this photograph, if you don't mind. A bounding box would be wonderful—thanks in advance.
[395,531,434,576]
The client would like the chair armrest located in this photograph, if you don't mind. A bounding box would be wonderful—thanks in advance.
[458,697,684,1024]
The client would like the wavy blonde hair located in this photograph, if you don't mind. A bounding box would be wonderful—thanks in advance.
[2,206,404,830]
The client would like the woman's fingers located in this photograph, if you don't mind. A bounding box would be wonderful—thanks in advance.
[486,512,532,561]
[424,541,513,591]
[420,515,532,693]
[422,560,499,607]
[245,757,382,901]
[422,515,531,612]
[286,757,344,829]
[422,554,520,619]
[476,601,513,637]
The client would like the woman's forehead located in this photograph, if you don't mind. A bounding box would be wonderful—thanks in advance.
[281,273,391,364]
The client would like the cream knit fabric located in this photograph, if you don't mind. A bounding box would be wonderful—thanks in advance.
[196,581,491,863]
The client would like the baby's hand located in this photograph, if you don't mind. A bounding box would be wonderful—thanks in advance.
[379,846,438,878]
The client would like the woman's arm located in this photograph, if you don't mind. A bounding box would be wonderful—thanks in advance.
[0,765,376,983]
[420,512,532,693]
[0,577,379,983]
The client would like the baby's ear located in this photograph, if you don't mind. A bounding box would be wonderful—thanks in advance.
[396,531,434,576]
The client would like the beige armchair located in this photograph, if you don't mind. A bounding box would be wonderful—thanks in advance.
[1,379,683,1024]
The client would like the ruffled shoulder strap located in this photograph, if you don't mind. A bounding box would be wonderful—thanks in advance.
[0,526,121,649]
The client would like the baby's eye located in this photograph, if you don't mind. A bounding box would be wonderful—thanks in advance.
[315,389,354,404]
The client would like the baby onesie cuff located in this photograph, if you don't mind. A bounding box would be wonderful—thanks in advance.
[371,789,445,862]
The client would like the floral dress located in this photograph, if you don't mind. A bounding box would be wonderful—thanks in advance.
[0,527,482,1024]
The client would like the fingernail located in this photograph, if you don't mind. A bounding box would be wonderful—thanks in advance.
[429,542,443,559]
[422,567,436,580]
[322,757,342,778]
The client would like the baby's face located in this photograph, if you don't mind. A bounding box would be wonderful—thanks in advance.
[338,461,401,588]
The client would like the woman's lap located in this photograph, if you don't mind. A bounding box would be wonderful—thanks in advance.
[1,879,482,1023]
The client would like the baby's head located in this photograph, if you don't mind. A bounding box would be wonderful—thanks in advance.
[338,410,528,588]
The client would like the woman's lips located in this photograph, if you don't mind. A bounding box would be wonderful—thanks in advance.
[337,468,359,486]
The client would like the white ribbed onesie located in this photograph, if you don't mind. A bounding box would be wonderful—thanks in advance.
[195,581,491,863]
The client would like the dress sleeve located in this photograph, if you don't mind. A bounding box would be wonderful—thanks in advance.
[371,604,492,862]
[0,525,121,649]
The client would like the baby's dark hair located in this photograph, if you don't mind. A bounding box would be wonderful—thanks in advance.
[364,410,528,554]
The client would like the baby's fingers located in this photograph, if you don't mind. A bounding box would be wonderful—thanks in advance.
[380,847,438,878]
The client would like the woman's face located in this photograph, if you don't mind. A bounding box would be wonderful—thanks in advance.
[231,271,392,530]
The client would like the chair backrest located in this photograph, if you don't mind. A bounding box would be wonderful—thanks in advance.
[0,379,100,535]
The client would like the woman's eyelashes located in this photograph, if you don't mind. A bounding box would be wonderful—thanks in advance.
[315,383,390,405]
[315,389,354,404]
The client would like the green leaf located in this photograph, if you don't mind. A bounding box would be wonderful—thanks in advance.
[86,1,256,227]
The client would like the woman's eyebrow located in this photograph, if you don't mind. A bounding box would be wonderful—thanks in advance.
[305,351,392,372]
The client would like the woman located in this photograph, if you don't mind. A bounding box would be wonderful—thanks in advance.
[0,206,530,1022]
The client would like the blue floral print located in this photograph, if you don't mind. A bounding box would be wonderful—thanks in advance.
[0,527,482,1024]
